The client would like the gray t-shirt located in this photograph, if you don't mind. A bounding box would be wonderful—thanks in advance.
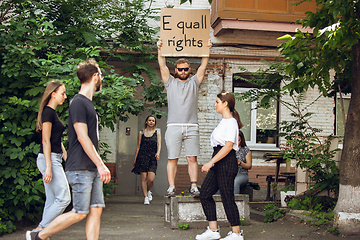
[164,74,200,124]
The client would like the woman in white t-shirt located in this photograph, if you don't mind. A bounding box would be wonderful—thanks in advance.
[196,92,245,240]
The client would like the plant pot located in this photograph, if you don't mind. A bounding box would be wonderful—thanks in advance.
[280,191,295,207]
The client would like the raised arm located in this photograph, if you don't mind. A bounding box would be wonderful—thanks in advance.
[157,39,170,83]
[196,39,212,83]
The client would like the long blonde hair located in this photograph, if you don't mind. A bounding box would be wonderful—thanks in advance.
[36,80,64,132]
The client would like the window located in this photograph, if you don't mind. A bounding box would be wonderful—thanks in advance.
[233,74,279,150]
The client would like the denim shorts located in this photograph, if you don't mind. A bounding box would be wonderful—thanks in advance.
[165,124,199,159]
[66,170,105,214]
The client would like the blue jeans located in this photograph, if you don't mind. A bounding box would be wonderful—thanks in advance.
[234,172,249,194]
[215,172,249,195]
[37,153,71,228]
[66,170,105,214]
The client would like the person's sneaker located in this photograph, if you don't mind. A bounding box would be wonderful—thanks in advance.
[147,190,153,201]
[220,230,244,240]
[195,226,221,240]
[144,197,150,205]
[166,186,176,197]
[26,230,39,240]
[190,185,200,198]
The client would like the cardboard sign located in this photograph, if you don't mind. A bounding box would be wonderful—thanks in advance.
[160,8,210,57]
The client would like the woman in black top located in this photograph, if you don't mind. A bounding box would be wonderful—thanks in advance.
[29,81,71,236]
[132,115,161,205]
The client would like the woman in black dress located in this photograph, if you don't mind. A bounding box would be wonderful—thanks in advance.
[132,115,161,204]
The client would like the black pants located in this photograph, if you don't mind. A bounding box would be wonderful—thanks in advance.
[200,146,240,226]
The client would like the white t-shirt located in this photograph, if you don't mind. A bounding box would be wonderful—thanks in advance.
[210,118,239,151]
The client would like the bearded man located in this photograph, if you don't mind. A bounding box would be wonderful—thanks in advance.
[27,59,111,240]
[157,39,211,197]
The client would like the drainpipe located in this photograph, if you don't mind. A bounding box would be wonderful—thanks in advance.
[222,58,225,91]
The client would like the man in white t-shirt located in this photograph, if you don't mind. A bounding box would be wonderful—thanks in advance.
[157,39,211,197]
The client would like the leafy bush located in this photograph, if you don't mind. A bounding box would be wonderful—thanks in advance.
[310,211,334,228]
[178,222,189,230]
[0,219,16,235]
[0,0,165,235]
[236,61,340,197]
[263,204,286,223]
[328,226,340,236]
[288,196,337,212]
[288,196,337,232]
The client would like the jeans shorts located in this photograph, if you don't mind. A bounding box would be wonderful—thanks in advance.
[66,170,105,214]
[165,124,199,159]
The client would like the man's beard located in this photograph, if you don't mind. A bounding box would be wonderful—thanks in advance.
[95,78,101,92]
[174,72,189,80]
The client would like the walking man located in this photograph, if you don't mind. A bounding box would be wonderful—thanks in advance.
[157,39,211,197]
[27,59,111,240]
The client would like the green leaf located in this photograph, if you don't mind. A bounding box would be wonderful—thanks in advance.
[15,209,24,221]
[25,87,44,97]
[296,62,304,69]
[277,34,293,41]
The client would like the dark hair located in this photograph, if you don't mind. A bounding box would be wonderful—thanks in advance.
[76,58,99,84]
[239,130,247,147]
[143,115,157,131]
[36,80,64,132]
[217,91,244,129]
[175,58,190,68]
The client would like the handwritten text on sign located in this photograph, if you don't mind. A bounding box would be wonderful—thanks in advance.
[160,8,210,57]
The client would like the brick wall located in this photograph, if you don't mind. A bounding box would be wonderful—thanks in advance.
[100,0,337,194]
[174,164,295,194]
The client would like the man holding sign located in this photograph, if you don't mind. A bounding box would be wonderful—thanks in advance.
[157,38,211,197]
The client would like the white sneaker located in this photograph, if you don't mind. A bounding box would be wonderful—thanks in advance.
[147,191,153,201]
[195,226,221,240]
[220,230,244,240]
[190,185,200,198]
[144,197,150,205]
[166,185,176,197]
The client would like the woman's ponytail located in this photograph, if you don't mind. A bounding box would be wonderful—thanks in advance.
[217,91,244,129]
[232,109,244,129]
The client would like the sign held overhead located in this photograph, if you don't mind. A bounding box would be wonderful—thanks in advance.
[160,8,210,57]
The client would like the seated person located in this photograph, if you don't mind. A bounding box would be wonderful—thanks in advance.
[234,130,252,194]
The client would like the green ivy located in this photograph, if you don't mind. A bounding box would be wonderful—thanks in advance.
[0,0,165,234]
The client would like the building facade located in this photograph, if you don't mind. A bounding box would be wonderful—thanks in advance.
[101,0,342,196]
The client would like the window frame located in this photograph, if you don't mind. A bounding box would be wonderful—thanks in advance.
[233,73,280,151]
[234,87,279,150]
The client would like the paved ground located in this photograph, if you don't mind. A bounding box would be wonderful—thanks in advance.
[1,190,359,240]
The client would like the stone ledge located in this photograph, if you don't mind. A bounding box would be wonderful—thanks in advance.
[164,194,250,229]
